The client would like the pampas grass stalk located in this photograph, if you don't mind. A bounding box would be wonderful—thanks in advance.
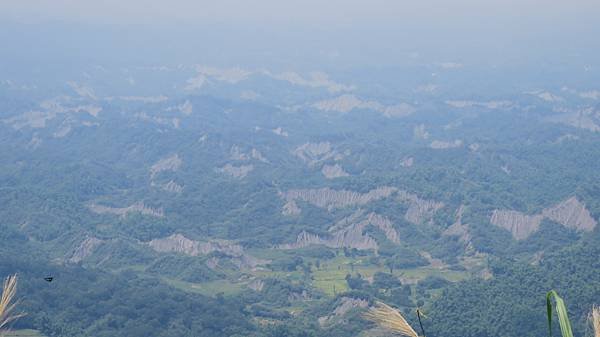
[591,306,600,337]
[0,274,24,333]
[364,301,419,337]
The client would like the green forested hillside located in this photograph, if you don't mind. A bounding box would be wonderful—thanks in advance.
[429,233,600,337]
[1,61,599,337]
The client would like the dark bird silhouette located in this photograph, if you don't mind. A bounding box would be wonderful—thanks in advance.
[44,277,54,282]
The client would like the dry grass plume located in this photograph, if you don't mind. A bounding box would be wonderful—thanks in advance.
[0,274,24,333]
[364,301,419,337]
[591,306,600,337]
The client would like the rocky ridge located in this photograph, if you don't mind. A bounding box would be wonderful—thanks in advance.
[279,211,399,250]
[318,297,369,326]
[443,205,472,244]
[397,191,444,225]
[217,164,254,179]
[281,186,397,214]
[88,201,164,218]
[313,94,415,118]
[491,197,597,240]
[148,234,268,270]
[293,142,344,167]
[230,146,268,163]
[67,236,105,263]
[150,154,182,178]
[430,140,464,149]
[321,164,350,179]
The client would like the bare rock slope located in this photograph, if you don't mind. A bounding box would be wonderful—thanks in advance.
[318,297,369,326]
[67,236,104,263]
[88,201,164,218]
[150,154,182,178]
[491,197,596,240]
[321,164,350,179]
[281,187,397,214]
[280,211,399,250]
[148,234,268,270]
[398,191,445,225]
[293,142,344,167]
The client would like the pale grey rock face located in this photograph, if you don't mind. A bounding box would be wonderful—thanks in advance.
[196,66,252,83]
[109,95,168,103]
[178,100,193,115]
[53,122,73,138]
[364,213,400,244]
[134,112,180,129]
[281,187,442,225]
[230,146,268,163]
[5,110,57,130]
[445,100,514,109]
[279,211,399,250]
[230,145,249,161]
[443,205,471,244]
[400,157,414,167]
[382,103,416,118]
[527,91,563,102]
[149,234,244,257]
[282,200,301,216]
[67,81,97,100]
[272,127,289,137]
[161,180,184,193]
[547,107,600,132]
[150,154,182,178]
[267,71,355,93]
[67,236,104,263]
[293,142,340,167]
[250,148,268,163]
[321,164,350,179]
[217,164,254,179]
[491,210,543,240]
[491,197,596,240]
[313,94,414,117]
[27,134,43,149]
[318,297,369,326]
[281,186,397,212]
[429,139,463,149]
[314,94,369,113]
[333,297,369,315]
[88,201,164,218]
[325,221,379,250]
[147,234,269,270]
[541,197,597,231]
[149,234,202,256]
[413,124,429,140]
[397,191,444,225]
[579,90,600,100]
[279,231,325,249]
[3,98,101,131]
[247,279,265,292]
[287,290,312,302]
[185,66,251,90]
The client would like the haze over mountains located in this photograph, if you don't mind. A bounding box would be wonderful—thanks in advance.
[2,2,600,337]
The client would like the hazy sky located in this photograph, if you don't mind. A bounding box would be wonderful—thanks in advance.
[3,0,599,25]
[2,1,600,71]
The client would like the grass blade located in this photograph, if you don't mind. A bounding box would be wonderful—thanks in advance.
[547,290,574,337]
